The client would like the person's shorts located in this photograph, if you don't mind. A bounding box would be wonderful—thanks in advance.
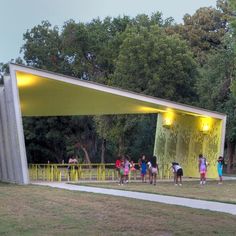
[124,169,129,176]
[200,170,206,175]
[152,167,158,174]
[120,169,124,176]
[141,170,146,175]
[177,168,183,177]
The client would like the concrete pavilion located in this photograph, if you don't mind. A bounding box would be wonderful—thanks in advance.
[0,64,226,184]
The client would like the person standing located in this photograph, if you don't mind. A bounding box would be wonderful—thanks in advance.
[140,155,147,183]
[147,157,152,184]
[68,155,78,169]
[115,156,121,182]
[67,155,78,180]
[68,155,78,164]
[119,157,125,185]
[198,154,207,185]
[217,156,224,184]
[124,156,130,183]
[150,156,159,185]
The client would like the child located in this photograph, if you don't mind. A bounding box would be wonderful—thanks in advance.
[124,156,130,183]
[129,160,136,180]
[119,157,125,185]
[147,158,152,184]
[198,154,207,185]
[217,156,224,184]
[172,162,183,186]
[140,155,147,183]
[115,156,121,182]
[130,160,136,171]
[150,156,158,185]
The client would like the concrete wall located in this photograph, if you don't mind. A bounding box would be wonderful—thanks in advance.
[0,76,29,184]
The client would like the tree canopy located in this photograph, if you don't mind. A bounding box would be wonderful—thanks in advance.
[1,2,236,170]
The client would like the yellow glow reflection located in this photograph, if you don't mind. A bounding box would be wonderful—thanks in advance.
[200,117,212,133]
[16,72,37,87]
[137,106,165,113]
[163,111,174,127]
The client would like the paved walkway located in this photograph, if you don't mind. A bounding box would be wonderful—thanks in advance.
[35,182,236,216]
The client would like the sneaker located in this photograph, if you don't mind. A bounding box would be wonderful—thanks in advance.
[200,181,203,185]
[203,181,206,185]
[179,184,182,186]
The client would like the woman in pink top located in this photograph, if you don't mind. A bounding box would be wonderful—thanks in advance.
[198,154,207,185]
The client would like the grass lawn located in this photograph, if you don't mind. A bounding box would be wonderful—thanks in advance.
[0,183,236,235]
[77,179,236,204]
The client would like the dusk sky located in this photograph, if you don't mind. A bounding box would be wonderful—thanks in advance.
[1,0,216,63]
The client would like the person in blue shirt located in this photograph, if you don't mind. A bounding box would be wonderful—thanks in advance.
[140,155,147,183]
[217,156,224,184]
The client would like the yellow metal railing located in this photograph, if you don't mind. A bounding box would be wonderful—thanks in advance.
[28,163,172,182]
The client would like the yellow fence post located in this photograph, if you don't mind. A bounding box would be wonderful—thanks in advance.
[29,163,139,182]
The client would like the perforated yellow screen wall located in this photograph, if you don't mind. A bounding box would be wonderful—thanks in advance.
[154,113,222,178]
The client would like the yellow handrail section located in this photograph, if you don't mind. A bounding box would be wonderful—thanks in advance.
[28,163,173,182]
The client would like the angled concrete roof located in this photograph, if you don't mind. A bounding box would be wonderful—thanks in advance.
[9,63,226,119]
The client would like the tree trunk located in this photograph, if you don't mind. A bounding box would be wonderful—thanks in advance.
[226,141,235,174]
[101,139,106,163]
[81,145,91,167]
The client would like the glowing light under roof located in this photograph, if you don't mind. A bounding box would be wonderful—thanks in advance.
[16,72,38,87]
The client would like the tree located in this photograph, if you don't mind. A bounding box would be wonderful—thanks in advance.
[94,114,156,162]
[170,2,230,65]
[21,21,63,72]
[23,116,98,164]
[95,25,199,161]
[94,115,132,157]
[196,35,236,172]
[112,25,198,104]
[0,62,9,84]
[196,36,236,109]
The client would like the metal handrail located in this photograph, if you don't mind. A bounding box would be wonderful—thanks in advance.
[28,163,173,182]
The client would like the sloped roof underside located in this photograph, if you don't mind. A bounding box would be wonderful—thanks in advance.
[16,72,166,116]
[12,65,225,119]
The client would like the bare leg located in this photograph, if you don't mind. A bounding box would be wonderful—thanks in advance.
[153,173,157,185]
[200,173,203,184]
[174,173,177,185]
[179,176,182,186]
[150,172,153,184]
[203,173,206,184]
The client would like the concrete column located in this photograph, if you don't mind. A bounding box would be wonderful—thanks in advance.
[0,87,10,181]
[0,87,5,179]
[2,75,29,184]
[0,87,15,181]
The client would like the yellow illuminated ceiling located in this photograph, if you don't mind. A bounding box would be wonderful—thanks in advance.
[14,68,225,120]
[16,71,167,116]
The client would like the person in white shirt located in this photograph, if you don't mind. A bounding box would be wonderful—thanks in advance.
[171,162,183,186]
